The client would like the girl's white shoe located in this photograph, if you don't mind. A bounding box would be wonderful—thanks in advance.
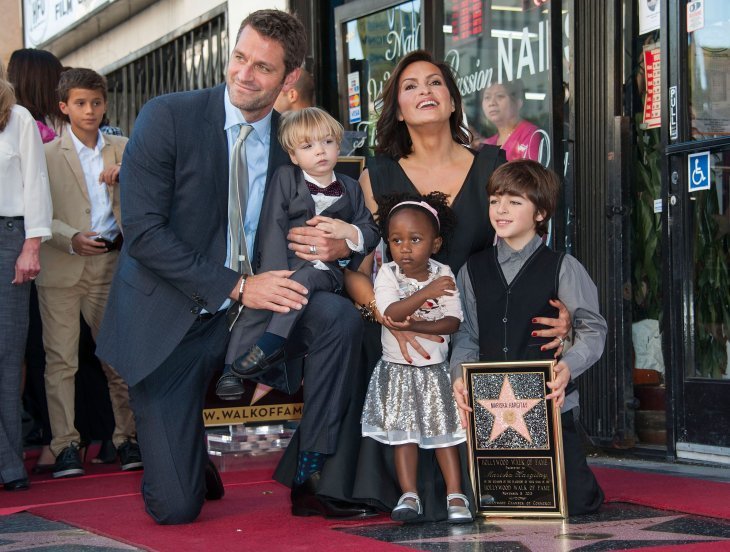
[391,492,422,522]
[446,493,473,523]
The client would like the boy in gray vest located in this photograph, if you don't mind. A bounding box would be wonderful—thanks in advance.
[450,159,606,515]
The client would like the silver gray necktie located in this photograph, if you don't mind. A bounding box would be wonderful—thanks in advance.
[228,123,254,273]
[227,124,253,329]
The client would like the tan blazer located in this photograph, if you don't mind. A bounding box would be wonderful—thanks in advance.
[37,132,127,288]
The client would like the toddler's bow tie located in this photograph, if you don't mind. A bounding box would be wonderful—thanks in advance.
[307,180,343,197]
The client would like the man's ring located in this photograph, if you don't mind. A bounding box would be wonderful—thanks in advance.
[309,245,317,255]
[558,337,565,346]
[29,275,36,280]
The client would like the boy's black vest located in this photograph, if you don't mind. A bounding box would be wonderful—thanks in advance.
[467,243,564,362]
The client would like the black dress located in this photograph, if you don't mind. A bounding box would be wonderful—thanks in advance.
[274,145,506,521]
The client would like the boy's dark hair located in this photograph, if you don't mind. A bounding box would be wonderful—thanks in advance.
[7,48,64,124]
[375,191,457,257]
[487,159,560,237]
[57,68,108,104]
[238,10,307,77]
[375,50,471,160]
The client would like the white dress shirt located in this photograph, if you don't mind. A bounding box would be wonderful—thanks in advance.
[0,105,52,240]
[68,127,120,240]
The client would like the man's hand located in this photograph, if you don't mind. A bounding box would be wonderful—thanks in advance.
[310,215,359,244]
[287,218,351,262]
[533,298,571,357]
[545,360,571,409]
[99,165,121,186]
[12,237,41,285]
[389,328,442,364]
[230,270,308,313]
[452,377,472,429]
[72,231,109,256]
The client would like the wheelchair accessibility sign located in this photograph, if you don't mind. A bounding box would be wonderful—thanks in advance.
[688,151,711,192]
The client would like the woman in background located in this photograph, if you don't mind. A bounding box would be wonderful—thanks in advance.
[0,61,52,491]
[7,48,65,142]
[482,79,544,162]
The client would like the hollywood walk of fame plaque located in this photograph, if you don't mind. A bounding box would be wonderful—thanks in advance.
[462,361,567,518]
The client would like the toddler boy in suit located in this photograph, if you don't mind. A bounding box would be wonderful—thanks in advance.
[37,68,141,478]
[217,107,378,397]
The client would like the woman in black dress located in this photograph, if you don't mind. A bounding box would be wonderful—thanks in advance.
[275,50,570,521]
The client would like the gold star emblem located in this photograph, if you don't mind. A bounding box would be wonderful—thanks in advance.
[478,375,541,444]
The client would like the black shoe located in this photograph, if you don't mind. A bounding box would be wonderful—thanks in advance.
[291,472,379,519]
[231,345,285,378]
[215,370,246,401]
[53,443,85,478]
[204,459,224,500]
[91,440,117,464]
[3,478,30,491]
[118,440,143,471]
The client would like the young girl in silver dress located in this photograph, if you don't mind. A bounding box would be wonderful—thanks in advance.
[360,192,472,524]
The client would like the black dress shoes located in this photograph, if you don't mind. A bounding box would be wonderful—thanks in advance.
[204,459,224,500]
[3,478,30,491]
[215,367,246,401]
[118,440,144,471]
[231,345,285,378]
[53,443,85,479]
[291,472,379,519]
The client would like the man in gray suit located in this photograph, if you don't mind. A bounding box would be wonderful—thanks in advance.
[97,10,367,524]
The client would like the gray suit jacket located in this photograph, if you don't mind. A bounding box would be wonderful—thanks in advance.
[97,84,290,386]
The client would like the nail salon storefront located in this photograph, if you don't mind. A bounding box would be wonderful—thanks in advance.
[320,0,730,464]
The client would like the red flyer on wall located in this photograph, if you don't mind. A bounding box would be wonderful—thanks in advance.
[643,44,661,129]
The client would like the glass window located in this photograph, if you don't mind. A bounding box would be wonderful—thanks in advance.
[342,1,422,151]
[442,0,558,167]
[688,0,730,140]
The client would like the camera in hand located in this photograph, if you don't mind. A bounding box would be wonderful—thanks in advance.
[94,235,122,251]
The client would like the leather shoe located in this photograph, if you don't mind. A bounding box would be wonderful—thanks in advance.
[231,345,285,378]
[291,472,378,519]
[3,478,30,491]
[215,370,246,401]
[204,459,224,500]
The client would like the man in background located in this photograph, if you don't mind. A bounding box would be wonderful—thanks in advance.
[274,68,315,113]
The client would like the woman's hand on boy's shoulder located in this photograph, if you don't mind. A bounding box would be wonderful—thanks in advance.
[533,298,571,357]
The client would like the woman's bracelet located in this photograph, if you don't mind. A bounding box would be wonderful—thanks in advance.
[358,299,379,323]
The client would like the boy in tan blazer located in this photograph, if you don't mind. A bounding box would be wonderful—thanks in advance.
[37,68,140,478]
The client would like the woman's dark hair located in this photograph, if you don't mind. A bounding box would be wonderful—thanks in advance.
[7,48,64,125]
[375,50,471,159]
[375,191,457,256]
[487,159,559,237]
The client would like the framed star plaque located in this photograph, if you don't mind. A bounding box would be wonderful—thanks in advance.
[462,361,567,518]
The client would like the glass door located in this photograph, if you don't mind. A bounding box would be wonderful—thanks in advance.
[666,0,730,459]
[334,0,423,154]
